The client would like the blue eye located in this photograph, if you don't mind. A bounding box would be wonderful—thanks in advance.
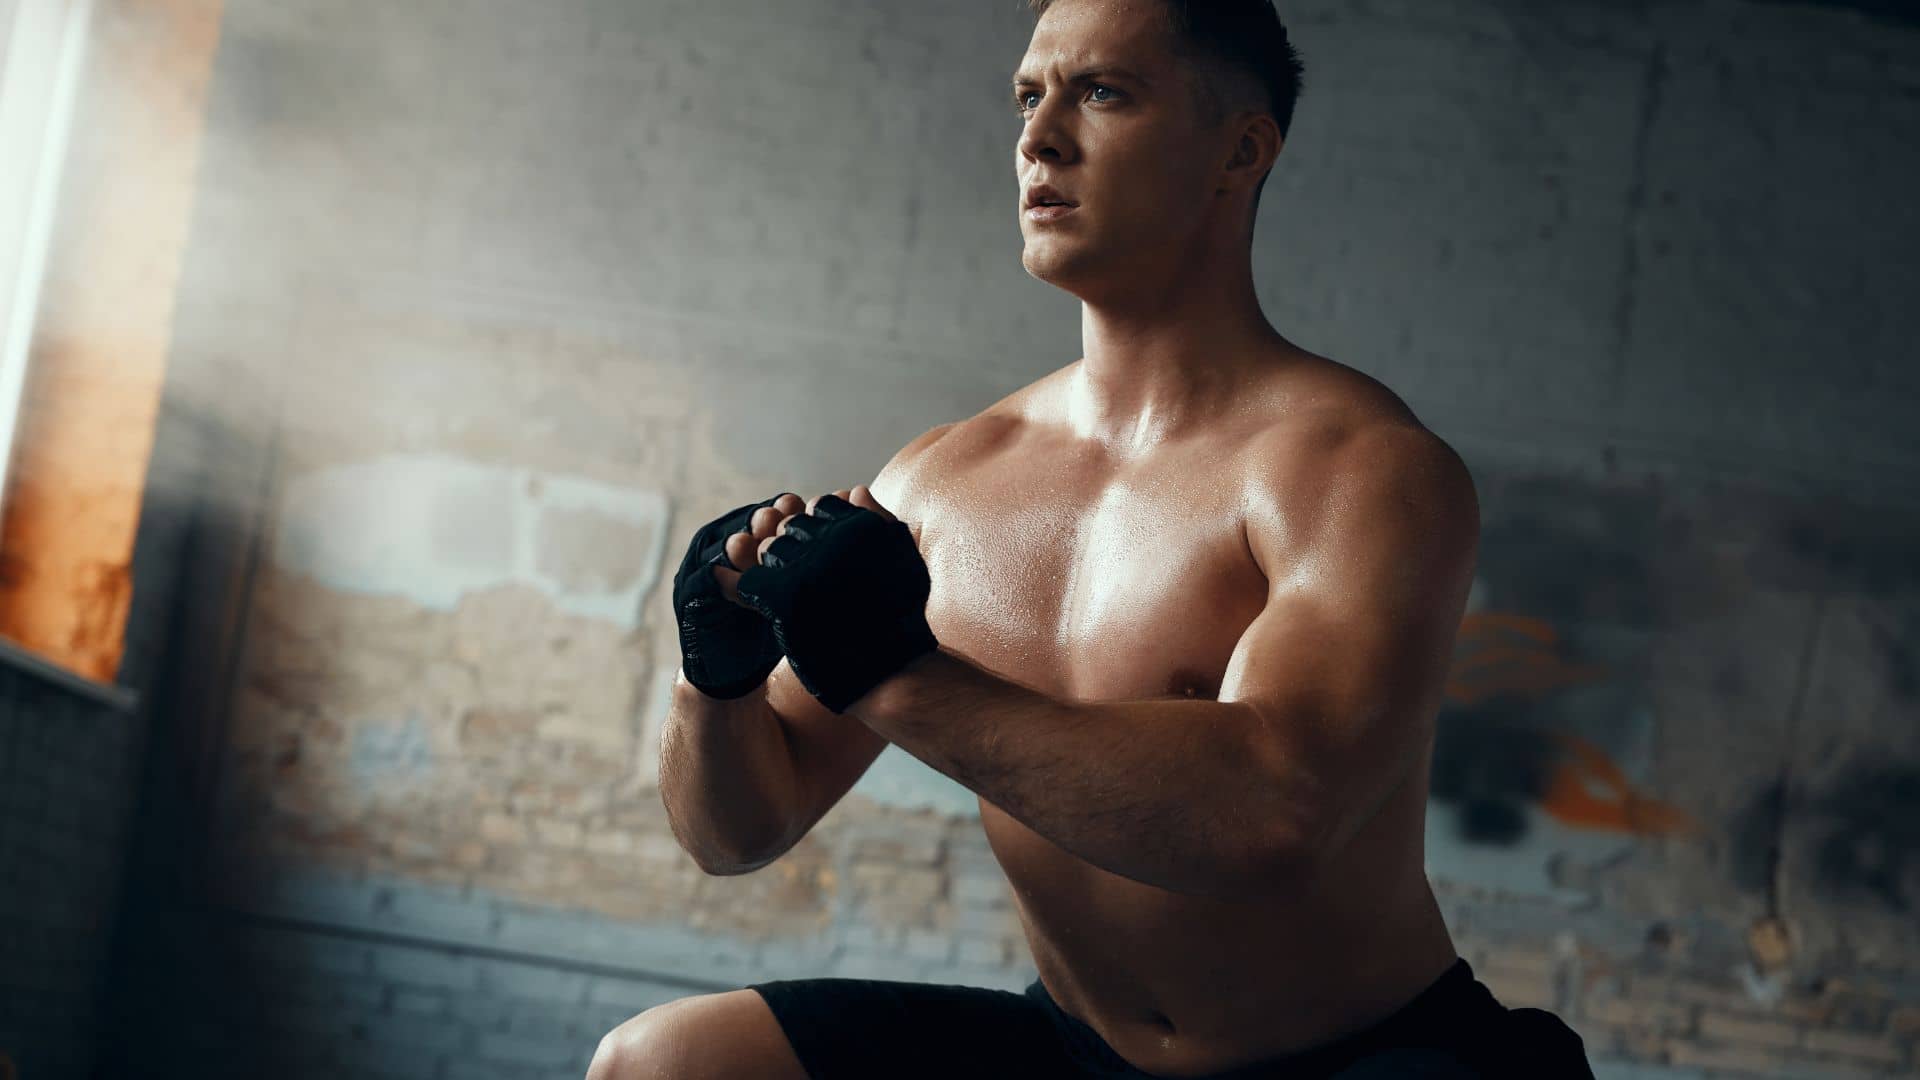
[1013,84,1119,117]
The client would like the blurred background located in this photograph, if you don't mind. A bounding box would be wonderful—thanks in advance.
[0,0,1915,1077]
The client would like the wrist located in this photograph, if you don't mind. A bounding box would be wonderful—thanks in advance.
[850,643,947,730]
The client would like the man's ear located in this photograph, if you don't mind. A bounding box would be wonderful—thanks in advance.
[1226,113,1282,188]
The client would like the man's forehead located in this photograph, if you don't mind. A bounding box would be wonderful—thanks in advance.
[1014,0,1173,83]
[1009,53,1163,87]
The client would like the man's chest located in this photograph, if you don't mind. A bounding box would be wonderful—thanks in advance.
[908,460,1271,704]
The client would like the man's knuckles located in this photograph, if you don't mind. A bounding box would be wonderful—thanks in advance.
[734,492,905,573]
[805,490,855,515]
[723,532,760,576]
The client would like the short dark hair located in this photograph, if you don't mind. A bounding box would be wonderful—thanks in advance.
[1025,0,1306,141]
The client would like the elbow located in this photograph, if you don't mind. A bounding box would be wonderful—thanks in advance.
[696,857,760,878]
[696,851,779,877]
[692,827,796,877]
[660,785,795,877]
[688,845,736,876]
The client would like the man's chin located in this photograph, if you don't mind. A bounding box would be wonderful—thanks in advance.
[1021,248,1095,291]
[1021,239,1080,277]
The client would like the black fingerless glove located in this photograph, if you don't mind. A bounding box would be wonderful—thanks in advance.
[672,495,788,699]
[734,495,939,714]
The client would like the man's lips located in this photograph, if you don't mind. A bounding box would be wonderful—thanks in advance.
[1025,203,1078,222]
[1023,183,1077,210]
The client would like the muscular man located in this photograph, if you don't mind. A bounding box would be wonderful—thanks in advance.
[592,0,1595,1076]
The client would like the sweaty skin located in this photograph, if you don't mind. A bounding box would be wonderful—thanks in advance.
[862,353,1464,1077]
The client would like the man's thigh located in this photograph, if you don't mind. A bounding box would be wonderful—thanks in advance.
[749,976,1072,1080]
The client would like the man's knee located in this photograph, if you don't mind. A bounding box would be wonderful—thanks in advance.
[587,1006,666,1080]
[585,989,807,1080]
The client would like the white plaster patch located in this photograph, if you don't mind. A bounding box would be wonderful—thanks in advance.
[274,453,670,624]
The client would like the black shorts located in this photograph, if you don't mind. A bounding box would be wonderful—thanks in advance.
[748,957,1595,1079]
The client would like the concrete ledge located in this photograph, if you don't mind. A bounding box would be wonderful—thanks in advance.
[0,636,139,713]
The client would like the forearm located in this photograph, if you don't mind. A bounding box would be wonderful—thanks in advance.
[658,670,802,874]
[851,649,1306,901]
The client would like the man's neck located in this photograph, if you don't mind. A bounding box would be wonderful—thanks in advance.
[1069,269,1294,454]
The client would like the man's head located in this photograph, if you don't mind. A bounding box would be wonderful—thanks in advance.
[1013,0,1304,298]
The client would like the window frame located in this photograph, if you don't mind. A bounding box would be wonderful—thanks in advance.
[0,0,94,519]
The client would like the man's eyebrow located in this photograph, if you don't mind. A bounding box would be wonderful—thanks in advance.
[1010,66,1152,90]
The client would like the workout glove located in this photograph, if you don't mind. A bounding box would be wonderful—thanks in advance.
[734,494,939,714]
[672,495,788,700]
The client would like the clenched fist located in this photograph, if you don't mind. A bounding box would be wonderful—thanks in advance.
[709,487,890,603]
[714,485,938,714]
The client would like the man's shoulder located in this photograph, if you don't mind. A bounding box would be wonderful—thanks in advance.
[868,411,1021,516]
[1264,349,1413,429]
[1244,358,1477,527]
[1264,350,1454,450]
[868,364,1067,513]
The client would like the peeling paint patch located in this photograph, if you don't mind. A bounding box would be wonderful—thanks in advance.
[1426,595,1680,900]
[273,454,669,624]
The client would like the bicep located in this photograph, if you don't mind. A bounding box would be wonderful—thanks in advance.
[1218,429,1478,857]
[1217,579,1453,845]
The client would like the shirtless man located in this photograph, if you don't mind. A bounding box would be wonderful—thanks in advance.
[590,1,1595,1076]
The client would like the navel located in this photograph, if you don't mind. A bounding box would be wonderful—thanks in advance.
[1167,665,1213,700]
[1166,666,1221,701]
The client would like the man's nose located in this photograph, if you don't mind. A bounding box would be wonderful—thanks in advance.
[1017,98,1075,164]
